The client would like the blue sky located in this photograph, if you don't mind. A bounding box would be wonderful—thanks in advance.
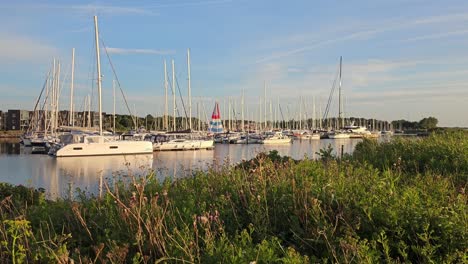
[1,0,468,127]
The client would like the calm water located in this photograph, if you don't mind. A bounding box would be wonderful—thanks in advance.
[0,139,362,199]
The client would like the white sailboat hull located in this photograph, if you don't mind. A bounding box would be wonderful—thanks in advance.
[55,140,153,157]
[294,134,320,140]
[261,138,292,144]
[328,133,350,139]
[153,139,214,151]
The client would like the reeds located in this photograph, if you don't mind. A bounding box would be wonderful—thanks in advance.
[0,131,467,263]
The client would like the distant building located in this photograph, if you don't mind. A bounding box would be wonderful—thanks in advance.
[0,111,5,130]
[6,110,30,131]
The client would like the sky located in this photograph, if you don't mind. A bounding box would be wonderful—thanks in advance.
[1,0,468,127]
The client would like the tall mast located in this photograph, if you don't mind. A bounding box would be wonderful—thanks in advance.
[338,56,342,129]
[51,58,56,135]
[228,97,231,131]
[269,100,272,130]
[44,67,50,135]
[313,96,316,130]
[299,96,302,130]
[241,89,244,132]
[197,101,201,131]
[172,59,176,131]
[164,60,168,131]
[55,61,60,133]
[69,48,75,126]
[276,96,279,129]
[94,16,103,136]
[264,81,267,130]
[187,49,192,131]
[49,59,56,134]
[87,95,91,128]
[113,79,116,133]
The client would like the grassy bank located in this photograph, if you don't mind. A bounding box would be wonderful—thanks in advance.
[1,132,467,263]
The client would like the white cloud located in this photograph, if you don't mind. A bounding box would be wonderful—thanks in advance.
[105,47,175,55]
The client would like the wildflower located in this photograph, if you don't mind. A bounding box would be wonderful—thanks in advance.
[197,215,209,224]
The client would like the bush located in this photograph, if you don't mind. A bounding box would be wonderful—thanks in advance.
[0,132,466,262]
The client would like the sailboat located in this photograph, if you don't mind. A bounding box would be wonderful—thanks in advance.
[260,131,292,144]
[208,102,225,143]
[54,16,153,157]
[152,52,214,151]
[328,56,350,139]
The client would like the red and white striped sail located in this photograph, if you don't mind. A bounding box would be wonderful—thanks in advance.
[209,102,223,133]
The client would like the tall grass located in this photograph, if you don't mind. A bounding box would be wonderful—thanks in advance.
[0,132,467,263]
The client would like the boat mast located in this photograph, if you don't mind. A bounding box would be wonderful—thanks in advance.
[45,61,52,135]
[264,81,267,130]
[241,89,244,132]
[269,100,272,130]
[172,59,176,131]
[113,79,116,133]
[164,60,168,131]
[187,49,192,131]
[56,61,60,130]
[94,16,103,136]
[69,48,75,126]
[50,58,56,135]
[197,101,201,131]
[87,95,91,129]
[338,56,342,129]
[299,96,302,130]
[313,96,316,130]
[229,98,231,130]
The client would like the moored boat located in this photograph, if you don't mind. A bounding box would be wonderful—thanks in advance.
[261,132,292,144]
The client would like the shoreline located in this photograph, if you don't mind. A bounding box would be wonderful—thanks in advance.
[0,131,21,138]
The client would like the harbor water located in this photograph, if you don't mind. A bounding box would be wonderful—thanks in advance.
[0,138,362,199]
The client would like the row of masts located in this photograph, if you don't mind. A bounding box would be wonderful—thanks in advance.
[159,54,374,133]
[32,41,388,134]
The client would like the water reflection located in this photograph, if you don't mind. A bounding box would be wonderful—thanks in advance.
[0,139,363,198]
[0,140,24,155]
[154,150,215,179]
[56,154,154,199]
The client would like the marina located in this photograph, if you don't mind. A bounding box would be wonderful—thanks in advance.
[0,1,466,262]
[0,138,362,199]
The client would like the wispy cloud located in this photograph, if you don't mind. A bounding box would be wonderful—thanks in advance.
[413,12,468,25]
[287,67,303,73]
[0,33,58,63]
[254,12,468,64]
[148,0,234,8]
[2,3,158,16]
[254,28,387,64]
[105,47,175,55]
[404,29,468,42]
[69,4,158,16]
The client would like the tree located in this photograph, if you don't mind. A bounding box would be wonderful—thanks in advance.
[419,117,438,129]
[119,115,131,129]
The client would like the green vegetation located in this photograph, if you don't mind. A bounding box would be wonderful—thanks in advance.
[391,116,439,130]
[108,114,206,132]
[1,132,467,263]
